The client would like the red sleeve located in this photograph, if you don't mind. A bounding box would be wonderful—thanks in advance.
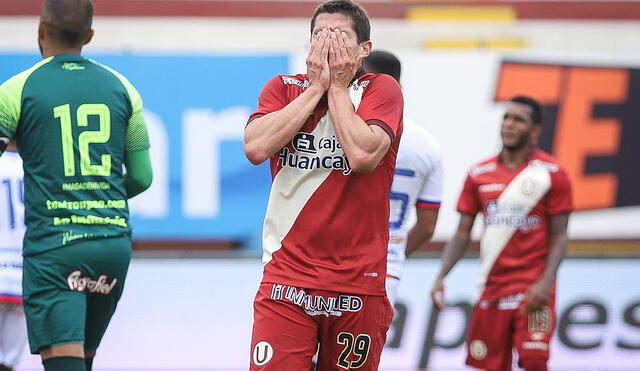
[547,166,573,214]
[247,75,288,124]
[456,172,480,215]
[356,74,403,142]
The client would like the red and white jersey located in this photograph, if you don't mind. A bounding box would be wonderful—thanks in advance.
[249,72,403,296]
[387,118,442,279]
[0,151,25,304]
[457,149,572,300]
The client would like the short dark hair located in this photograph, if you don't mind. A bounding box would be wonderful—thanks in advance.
[363,50,401,83]
[310,0,371,44]
[510,96,542,125]
[41,0,93,47]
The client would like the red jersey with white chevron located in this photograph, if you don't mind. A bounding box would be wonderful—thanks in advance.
[249,72,403,296]
[457,149,572,300]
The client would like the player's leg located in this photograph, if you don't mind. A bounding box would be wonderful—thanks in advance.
[316,292,393,371]
[22,249,88,371]
[384,276,401,347]
[250,283,318,370]
[81,236,132,371]
[0,302,27,370]
[465,300,514,371]
[0,303,8,370]
[0,304,7,368]
[70,237,131,371]
[385,277,400,309]
[514,296,556,371]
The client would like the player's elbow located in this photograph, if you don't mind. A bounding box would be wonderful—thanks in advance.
[126,170,153,198]
[348,152,381,173]
[139,173,153,192]
[243,139,269,165]
[423,229,435,242]
[424,223,437,239]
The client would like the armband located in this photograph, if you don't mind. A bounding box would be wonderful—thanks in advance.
[0,137,9,153]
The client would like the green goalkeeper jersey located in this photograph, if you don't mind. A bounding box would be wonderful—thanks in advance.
[0,53,150,256]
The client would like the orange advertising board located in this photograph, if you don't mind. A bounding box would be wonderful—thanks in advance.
[496,62,637,211]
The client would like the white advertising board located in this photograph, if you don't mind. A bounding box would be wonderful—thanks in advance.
[15,259,639,370]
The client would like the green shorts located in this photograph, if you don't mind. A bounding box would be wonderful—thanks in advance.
[22,236,131,354]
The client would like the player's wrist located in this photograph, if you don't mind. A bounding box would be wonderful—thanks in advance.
[306,83,327,95]
[328,84,349,96]
[540,276,554,286]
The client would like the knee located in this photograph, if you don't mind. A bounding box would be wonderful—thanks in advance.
[519,356,548,371]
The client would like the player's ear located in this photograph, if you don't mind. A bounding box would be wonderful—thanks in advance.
[38,21,46,43]
[82,29,94,46]
[360,40,372,58]
[530,124,542,146]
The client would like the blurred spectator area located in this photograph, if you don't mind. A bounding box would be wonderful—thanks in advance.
[2,0,640,20]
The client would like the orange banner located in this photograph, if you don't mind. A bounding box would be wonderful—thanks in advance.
[496,62,638,211]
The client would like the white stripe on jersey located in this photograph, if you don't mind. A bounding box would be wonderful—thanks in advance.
[387,118,443,279]
[0,151,25,298]
[262,80,367,264]
[477,162,551,296]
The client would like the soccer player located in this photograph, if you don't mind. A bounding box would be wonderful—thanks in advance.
[0,142,27,371]
[430,96,572,371]
[0,1,153,370]
[244,1,403,369]
[363,50,443,308]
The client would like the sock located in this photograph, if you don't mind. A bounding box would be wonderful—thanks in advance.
[42,356,86,371]
[85,357,94,371]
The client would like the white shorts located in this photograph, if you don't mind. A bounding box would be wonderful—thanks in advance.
[0,302,27,367]
[385,276,401,309]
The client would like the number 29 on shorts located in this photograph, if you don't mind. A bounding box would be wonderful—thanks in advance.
[336,332,371,369]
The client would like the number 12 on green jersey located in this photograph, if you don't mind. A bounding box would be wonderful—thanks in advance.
[54,103,112,177]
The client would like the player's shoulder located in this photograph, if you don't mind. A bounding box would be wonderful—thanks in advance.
[528,149,572,189]
[403,119,440,148]
[357,73,403,106]
[0,57,54,92]
[276,74,310,89]
[468,155,499,177]
[528,149,565,174]
[86,59,131,83]
[87,58,142,101]
[400,118,441,158]
[359,72,400,89]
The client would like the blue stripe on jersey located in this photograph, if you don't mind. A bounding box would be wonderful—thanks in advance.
[394,168,415,177]
[417,199,441,205]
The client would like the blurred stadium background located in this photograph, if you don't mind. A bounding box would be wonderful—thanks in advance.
[1,0,639,370]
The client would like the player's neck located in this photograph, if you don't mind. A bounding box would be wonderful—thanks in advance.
[6,143,16,152]
[500,146,534,170]
[41,45,83,59]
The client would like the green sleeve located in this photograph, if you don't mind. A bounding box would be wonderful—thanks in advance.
[124,148,153,198]
[0,75,24,155]
[0,57,53,156]
[126,105,150,152]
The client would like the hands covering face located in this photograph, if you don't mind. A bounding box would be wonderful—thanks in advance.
[306,28,364,91]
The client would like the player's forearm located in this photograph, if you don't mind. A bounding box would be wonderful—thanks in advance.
[406,208,439,256]
[124,149,153,198]
[327,87,388,173]
[244,86,325,165]
[436,231,471,280]
[539,232,568,287]
[405,227,434,256]
[539,213,570,286]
